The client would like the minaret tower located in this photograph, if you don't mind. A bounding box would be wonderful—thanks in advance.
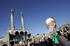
[11,9,14,30]
[20,12,25,32]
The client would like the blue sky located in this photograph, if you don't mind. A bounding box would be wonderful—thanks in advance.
[0,0,70,37]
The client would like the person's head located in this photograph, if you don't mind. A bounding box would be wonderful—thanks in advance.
[64,26,67,31]
[45,17,56,30]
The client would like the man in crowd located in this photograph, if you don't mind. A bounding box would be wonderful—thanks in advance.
[45,17,59,46]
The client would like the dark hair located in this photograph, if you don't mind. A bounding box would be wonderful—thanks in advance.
[51,17,54,19]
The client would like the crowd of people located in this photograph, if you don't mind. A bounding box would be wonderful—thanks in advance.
[13,38,63,46]
[10,17,70,46]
